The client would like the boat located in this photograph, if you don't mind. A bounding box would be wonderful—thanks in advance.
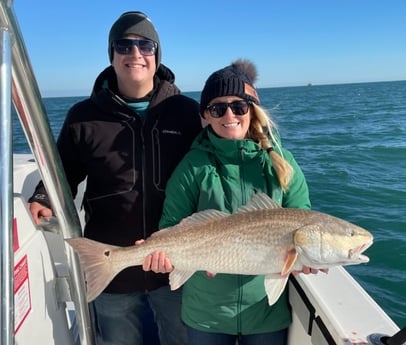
[1,1,404,344]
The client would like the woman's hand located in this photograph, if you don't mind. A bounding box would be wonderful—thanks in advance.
[292,266,329,275]
[135,240,174,273]
[143,251,173,273]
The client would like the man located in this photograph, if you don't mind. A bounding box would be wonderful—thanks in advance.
[29,11,202,345]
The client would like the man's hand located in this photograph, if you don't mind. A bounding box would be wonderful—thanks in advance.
[29,202,52,225]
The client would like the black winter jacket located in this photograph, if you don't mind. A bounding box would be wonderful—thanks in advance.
[29,64,202,293]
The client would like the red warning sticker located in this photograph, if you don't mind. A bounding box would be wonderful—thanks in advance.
[13,218,19,252]
[14,255,31,334]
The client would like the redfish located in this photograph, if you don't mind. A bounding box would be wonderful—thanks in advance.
[66,193,373,303]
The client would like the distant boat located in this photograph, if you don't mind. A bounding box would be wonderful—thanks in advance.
[307,82,313,87]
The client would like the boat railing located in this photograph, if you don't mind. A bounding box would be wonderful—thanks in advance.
[0,1,95,344]
[0,20,13,345]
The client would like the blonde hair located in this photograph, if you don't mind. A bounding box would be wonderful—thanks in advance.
[248,103,293,191]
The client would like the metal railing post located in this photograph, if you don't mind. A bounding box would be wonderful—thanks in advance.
[0,25,14,345]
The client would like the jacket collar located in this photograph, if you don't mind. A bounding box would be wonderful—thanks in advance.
[193,126,263,162]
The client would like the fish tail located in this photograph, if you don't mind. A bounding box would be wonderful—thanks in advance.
[66,237,119,302]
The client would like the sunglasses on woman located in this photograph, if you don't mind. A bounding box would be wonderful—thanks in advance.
[113,38,157,56]
[206,100,252,118]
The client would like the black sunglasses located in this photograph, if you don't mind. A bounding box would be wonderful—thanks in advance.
[113,38,157,56]
[206,100,252,118]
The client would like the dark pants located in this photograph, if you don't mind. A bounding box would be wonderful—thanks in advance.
[92,286,185,345]
[186,326,288,345]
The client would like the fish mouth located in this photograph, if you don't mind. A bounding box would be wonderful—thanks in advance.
[348,241,373,262]
[358,254,370,263]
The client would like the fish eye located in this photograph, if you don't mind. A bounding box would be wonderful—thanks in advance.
[348,229,355,237]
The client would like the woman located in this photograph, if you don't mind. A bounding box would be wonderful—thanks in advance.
[144,59,323,345]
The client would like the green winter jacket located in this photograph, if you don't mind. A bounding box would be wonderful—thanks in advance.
[159,126,311,335]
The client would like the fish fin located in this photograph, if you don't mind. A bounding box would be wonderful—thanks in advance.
[169,269,195,290]
[264,275,289,305]
[176,209,229,227]
[66,238,120,302]
[281,248,298,275]
[148,209,229,239]
[236,193,281,214]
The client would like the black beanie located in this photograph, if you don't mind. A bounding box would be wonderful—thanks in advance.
[108,11,161,68]
[200,59,260,115]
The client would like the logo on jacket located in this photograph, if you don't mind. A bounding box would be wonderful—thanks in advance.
[162,129,182,136]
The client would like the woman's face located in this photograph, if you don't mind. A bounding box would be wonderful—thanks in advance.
[203,96,251,139]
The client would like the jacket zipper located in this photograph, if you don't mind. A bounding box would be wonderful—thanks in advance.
[140,124,147,239]
[237,146,245,334]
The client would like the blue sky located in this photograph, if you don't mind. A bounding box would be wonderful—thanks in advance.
[13,0,406,97]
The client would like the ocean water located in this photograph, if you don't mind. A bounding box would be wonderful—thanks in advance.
[12,80,406,328]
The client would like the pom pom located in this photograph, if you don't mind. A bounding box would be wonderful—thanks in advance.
[232,59,258,84]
